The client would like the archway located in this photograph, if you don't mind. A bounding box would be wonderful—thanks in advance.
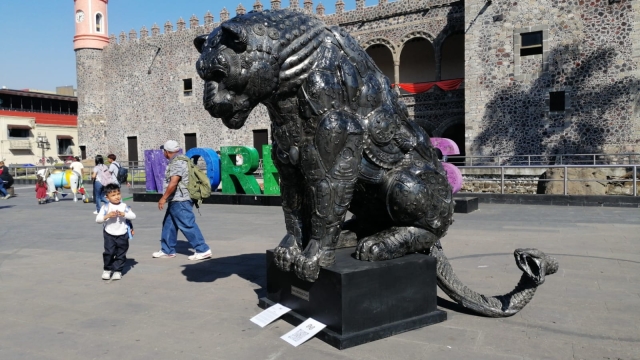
[399,37,436,94]
[440,34,464,80]
[365,44,395,84]
[434,117,465,165]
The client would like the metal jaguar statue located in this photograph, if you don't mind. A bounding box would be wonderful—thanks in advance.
[195,9,558,317]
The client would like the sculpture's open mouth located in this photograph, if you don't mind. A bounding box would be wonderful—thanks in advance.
[514,249,546,285]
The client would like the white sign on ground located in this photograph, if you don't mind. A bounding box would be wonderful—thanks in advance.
[250,303,291,328]
[280,318,326,347]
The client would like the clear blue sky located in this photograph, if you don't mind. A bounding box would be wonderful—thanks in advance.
[0,0,379,92]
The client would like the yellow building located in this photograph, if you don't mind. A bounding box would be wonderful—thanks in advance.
[0,89,79,165]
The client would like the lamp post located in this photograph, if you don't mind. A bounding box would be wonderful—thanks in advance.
[36,133,51,165]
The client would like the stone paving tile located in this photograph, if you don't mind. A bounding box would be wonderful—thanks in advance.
[2,186,640,359]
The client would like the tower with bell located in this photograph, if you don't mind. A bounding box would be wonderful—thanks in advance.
[74,0,109,157]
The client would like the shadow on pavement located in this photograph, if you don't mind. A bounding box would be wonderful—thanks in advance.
[175,240,195,256]
[181,253,266,297]
[436,296,486,317]
[0,205,16,210]
[122,258,139,275]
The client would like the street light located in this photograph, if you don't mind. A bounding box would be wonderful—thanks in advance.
[36,133,50,165]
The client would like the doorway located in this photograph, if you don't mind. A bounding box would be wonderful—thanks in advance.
[127,136,138,165]
[253,129,269,159]
[185,133,197,151]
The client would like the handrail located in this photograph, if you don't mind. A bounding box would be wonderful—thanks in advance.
[459,164,638,196]
[447,153,640,166]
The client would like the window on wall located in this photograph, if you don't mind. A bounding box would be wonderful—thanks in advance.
[8,128,30,138]
[549,91,566,112]
[183,79,193,96]
[520,31,543,56]
[96,13,103,33]
[57,138,73,155]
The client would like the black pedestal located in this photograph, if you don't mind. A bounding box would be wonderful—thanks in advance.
[259,248,446,349]
[454,196,479,213]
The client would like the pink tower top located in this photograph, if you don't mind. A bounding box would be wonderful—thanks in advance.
[73,0,109,50]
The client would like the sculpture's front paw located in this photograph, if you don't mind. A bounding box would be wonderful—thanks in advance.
[293,240,322,282]
[274,234,301,272]
[356,237,390,261]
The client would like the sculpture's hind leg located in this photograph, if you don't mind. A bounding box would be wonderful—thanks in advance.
[356,167,453,261]
[356,226,439,261]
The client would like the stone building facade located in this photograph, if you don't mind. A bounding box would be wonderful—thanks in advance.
[465,0,640,160]
[75,0,465,162]
[75,0,639,164]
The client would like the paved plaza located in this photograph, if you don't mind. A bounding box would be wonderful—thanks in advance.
[1,185,639,360]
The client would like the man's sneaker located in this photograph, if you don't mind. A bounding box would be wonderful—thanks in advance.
[188,249,212,261]
[101,271,111,280]
[2,195,10,200]
[93,211,99,215]
[152,251,176,258]
[111,272,122,280]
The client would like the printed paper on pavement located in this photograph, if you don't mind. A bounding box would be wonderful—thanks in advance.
[250,304,291,328]
[280,318,326,347]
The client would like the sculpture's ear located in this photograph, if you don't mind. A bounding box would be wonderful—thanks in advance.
[221,22,248,50]
[194,35,207,54]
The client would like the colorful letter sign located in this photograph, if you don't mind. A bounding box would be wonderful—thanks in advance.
[219,146,262,194]
[430,137,463,193]
[185,147,221,190]
[262,145,280,195]
[145,139,462,196]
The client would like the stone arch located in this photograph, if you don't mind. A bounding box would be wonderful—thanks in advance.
[364,39,396,85]
[399,32,437,88]
[400,31,436,47]
[433,116,465,158]
[440,32,464,80]
[363,37,396,55]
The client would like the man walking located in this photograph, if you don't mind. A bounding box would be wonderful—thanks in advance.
[153,140,212,260]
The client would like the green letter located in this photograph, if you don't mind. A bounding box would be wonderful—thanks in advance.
[220,146,261,194]
[262,145,280,195]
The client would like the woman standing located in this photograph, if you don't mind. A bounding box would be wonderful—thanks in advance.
[0,160,13,199]
[91,155,111,214]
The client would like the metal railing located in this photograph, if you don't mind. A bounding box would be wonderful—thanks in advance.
[459,164,638,196]
[447,153,640,166]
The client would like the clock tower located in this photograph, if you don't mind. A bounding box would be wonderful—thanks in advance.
[74,0,109,158]
[73,0,109,50]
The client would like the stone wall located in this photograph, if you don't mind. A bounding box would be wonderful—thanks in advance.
[98,23,272,160]
[78,0,466,160]
[458,167,639,195]
[76,49,108,156]
[465,0,640,159]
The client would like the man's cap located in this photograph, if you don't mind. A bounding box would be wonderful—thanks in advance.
[160,140,180,152]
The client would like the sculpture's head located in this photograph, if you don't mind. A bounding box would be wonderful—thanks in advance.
[194,10,327,129]
[195,22,272,129]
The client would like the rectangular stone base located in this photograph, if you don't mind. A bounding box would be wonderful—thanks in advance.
[260,248,446,349]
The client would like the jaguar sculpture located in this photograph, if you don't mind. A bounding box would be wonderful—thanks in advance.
[194,9,558,317]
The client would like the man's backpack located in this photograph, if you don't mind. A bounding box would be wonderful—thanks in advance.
[114,163,128,184]
[170,155,211,207]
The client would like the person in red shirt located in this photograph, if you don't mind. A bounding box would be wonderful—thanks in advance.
[35,175,48,204]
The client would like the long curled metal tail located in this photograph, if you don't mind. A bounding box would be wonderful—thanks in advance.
[431,243,539,318]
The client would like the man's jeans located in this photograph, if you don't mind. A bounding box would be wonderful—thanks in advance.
[0,181,7,197]
[160,200,210,255]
